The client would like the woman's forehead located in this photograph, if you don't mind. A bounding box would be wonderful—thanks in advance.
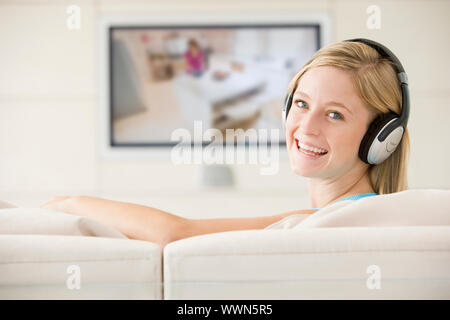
[295,66,366,111]
[297,66,355,93]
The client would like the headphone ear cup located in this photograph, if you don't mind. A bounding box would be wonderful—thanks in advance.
[282,91,294,125]
[359,112,399,164]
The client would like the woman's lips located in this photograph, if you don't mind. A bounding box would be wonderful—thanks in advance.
[295,138,328,153]
[295,139,328,159]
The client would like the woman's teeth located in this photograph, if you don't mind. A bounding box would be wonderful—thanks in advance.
[297,140,328,155]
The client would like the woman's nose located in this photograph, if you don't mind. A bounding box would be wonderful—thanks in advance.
[298,110,320,136]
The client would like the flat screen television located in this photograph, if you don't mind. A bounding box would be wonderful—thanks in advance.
[99,14,331,159]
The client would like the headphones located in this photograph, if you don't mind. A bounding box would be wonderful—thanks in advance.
[282,38,410,165]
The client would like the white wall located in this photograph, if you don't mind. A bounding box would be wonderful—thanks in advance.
[1,0,449,218]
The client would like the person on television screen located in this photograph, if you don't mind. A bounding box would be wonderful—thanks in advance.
[40,39,410,248]
[184,38,204,77]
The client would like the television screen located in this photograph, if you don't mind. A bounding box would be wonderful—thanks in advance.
[109,24,321,147]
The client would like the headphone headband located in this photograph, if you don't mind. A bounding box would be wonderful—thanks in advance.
[344,38,410,133]
[345,38,405,73]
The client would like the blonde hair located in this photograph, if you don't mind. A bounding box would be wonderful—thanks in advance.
[287,41,410,195]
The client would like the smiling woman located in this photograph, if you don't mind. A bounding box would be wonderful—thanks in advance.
[285,65,379,208]
[283,39,410,209]
[40,39,411,247]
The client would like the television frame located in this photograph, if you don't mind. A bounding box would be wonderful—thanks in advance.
[99,13,332,160]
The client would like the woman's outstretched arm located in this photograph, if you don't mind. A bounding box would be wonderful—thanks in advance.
[40,196,315,247]
[40,196,189,247]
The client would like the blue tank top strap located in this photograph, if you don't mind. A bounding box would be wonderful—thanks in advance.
[309,192,377,211]
[335,192,377,202]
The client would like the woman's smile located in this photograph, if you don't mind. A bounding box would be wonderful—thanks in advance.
[294,138,329,160]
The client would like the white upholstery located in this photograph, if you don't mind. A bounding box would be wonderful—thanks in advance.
[0,208,127,238]
[266,189,450,229]
[163,227,450,299]
[164,189,450,299]
[1,189,449,299]
[0,208,161,299]
[0,235,162,300]
[0,200,18,209]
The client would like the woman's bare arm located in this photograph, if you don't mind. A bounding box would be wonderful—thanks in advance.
[40,196,315,247]
[187,209,315,239]
[40,196,189,247]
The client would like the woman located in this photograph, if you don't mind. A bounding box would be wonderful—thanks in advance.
[41,39,410,247]
[184,38,205,77]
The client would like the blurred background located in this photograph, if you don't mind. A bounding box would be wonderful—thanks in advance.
[0,0,449,219]
[110,26,318,145]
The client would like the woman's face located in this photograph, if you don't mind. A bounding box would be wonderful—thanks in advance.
[285,66,374,179]
[189,43,199,54]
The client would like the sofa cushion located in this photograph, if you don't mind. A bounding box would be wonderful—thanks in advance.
[266,189,450,230]
[0,207,126,238]
[164,226,450,299]
[0,235,162,299]
[0,200,18,209]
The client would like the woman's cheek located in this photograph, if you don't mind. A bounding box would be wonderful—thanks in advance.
[342,132,363,158]
[285,118,296,145]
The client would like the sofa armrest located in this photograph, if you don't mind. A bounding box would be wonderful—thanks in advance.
[0,235,162,299]
[164,227,450,299]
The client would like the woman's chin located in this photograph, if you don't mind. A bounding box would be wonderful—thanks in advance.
[291,166,321,178]
[288,144,329,176]
[289,159,321,176]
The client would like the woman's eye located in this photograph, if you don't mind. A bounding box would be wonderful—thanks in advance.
[293,100,344,120]
[295,100,308,109]
[329,111,343,120]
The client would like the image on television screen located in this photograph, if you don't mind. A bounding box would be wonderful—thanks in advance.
[109,24,321,147]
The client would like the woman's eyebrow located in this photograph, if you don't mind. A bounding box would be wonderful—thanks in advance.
[293,91,353,115]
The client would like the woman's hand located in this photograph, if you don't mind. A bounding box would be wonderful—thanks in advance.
[40,195,191,246]
[40,196,73,213]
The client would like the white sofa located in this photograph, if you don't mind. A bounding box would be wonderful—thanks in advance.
[164,227,450,299]
[1,190,449,300]
[0,235,162,300]
[0,204,162,300]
